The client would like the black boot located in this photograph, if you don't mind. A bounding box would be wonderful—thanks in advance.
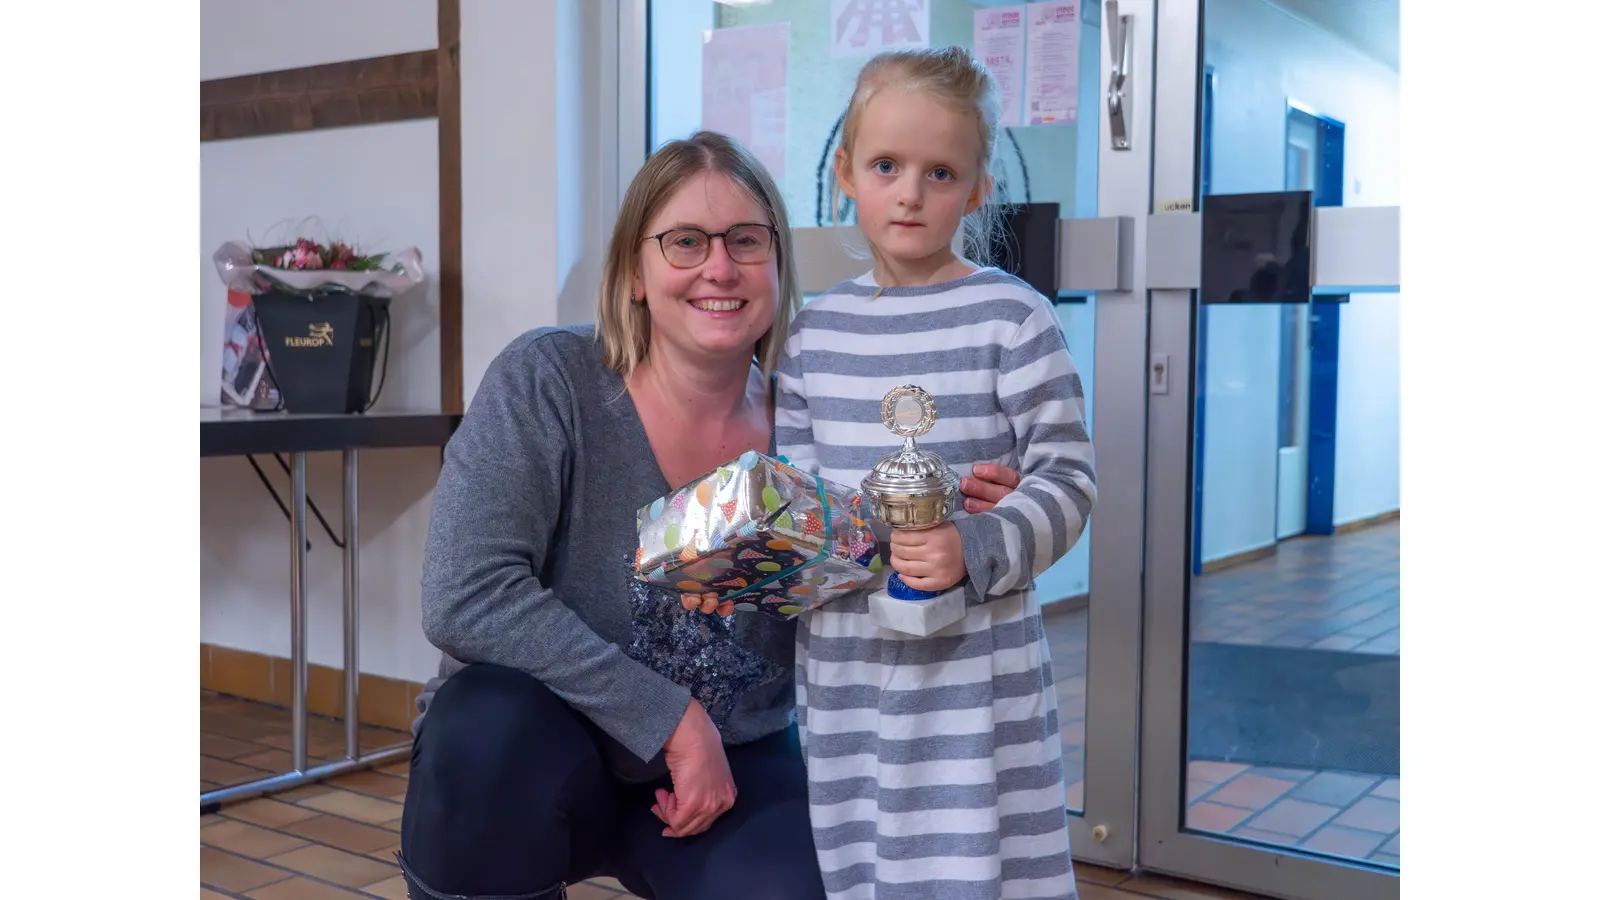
[393,852,568,900]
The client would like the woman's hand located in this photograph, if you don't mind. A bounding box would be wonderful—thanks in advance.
[961,463,1022,514]
[680,592,734,617]
[653,698,737,838]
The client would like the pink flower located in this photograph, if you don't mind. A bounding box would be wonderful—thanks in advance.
[260,236,375,272]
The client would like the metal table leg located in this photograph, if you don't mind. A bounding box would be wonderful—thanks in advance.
[290,451,310,774]
[201,449,410,814]
[343,448,361,761]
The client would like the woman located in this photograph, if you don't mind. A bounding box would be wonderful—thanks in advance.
[398,131,1024,900]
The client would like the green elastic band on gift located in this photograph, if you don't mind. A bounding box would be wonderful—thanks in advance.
[721,468,833,603]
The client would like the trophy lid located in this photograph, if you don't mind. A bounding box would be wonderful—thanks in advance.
[860,386,961,499]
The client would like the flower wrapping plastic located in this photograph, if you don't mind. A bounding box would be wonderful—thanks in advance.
[212,240,425,299]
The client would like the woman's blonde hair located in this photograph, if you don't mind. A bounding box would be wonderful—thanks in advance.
[596,131,802,379]
[832,46,1004,266]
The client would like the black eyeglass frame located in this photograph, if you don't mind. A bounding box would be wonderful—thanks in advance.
[643,223,779,269]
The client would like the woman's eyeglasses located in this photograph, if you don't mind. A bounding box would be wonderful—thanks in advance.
[645,223,777,269]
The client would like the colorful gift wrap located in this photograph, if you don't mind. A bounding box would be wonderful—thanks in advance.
[634,450,880,620]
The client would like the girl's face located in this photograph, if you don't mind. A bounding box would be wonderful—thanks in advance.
[836,88,990,269]
[633,172,780,366]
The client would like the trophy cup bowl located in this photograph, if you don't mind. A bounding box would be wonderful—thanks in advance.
[858,385,970,636]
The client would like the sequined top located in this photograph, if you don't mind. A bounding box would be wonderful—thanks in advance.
[413,326,795,762]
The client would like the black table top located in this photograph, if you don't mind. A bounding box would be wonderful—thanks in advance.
[201,407,462,457]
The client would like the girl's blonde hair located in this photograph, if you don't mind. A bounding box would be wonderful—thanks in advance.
[832,46,1005,266]
[596,131,802,378]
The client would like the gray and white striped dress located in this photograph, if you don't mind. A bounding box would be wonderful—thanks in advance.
[775,267,1097,900]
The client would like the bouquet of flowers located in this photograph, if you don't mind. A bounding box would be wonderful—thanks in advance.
[257,237,388,273]
[213,232,424,299]
[212,224,422,411]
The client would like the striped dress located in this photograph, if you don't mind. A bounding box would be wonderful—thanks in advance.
[774,267,1097,900]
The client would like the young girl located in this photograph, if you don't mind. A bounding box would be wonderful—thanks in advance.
[775,47,1096,900]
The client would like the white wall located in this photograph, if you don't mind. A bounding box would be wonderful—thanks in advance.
[460,0,609,400]
[199,0,437,80]
[1334,293,1400,525]
[1199,0,1399,563]
[200,0,605,683]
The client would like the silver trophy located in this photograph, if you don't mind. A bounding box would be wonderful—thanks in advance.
[859,385,970,635]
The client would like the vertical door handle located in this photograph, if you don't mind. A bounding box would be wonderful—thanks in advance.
[1106,1,1133,151]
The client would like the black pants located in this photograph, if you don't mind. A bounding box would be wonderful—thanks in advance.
[399,663,827,900]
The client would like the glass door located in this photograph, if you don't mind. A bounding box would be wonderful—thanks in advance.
[1138,1,1400,898]
[631,0,1158,868]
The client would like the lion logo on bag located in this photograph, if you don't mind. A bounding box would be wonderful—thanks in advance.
[286,322,334,348]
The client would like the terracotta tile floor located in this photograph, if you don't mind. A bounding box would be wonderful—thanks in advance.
[1189,522,1400,653]
[203,694,1288,899]
[1044,522,1400,868]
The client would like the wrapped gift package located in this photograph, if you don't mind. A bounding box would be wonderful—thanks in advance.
[634,450,878,620]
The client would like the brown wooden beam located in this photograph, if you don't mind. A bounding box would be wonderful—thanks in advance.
[201,50,438,142]
[437,0,464,415]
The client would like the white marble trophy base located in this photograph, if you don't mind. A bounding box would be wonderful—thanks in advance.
[868,586,968,636]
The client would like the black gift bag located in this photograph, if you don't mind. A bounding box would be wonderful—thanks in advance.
[250,290,391,414]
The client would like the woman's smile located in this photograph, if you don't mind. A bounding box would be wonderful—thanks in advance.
[688,297,749,315]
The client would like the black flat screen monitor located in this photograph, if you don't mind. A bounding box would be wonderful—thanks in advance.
[988,202,1060,299]
[1200,190,1312,305]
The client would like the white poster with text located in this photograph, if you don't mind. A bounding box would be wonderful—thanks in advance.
[702,24,790,178]
[974,6,1027,129]
[1024,1,1079,126]
[831,0,930,58]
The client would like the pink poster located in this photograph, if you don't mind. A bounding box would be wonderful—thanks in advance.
[974,5,1027,129]
[702,23,789,179]
[1025,1,1080,126]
